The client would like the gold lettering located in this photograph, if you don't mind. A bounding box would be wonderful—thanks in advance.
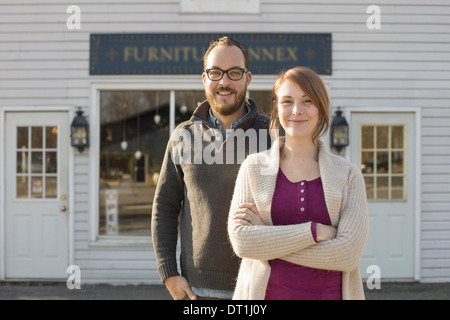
[160,47,173,61]
[178,47,189,61]
[174,47,181,61]
[275,47,298,62]
[191,47,203,62]
[248,46,299,62]
[286,47,298,61]
[123,44,300,67]
[248,47,260,61]
[122,45,301,65]
[133,47,146,62]
[276,47,286,61]
[124,47,134,62]
[262,47,275,61]
[148,47,159,61]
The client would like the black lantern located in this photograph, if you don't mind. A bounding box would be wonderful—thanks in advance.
[71,107,89,153]
[331,108,349,152]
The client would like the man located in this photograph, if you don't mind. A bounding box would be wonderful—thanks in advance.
[151,36,271,300]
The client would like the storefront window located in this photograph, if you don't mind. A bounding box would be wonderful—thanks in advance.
[98,89,273,236]
[99,91,172,236]
[99,90,205,236]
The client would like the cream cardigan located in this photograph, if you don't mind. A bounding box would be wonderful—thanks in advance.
[228,140,369,300]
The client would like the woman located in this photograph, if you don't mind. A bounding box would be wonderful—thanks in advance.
[227,66,369,300]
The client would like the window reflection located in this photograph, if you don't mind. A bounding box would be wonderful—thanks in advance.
[99,91,174,236]
[361,126,374,149]
[361,152,374,174]
[17,176,28,199]
[175,91,205,126]
[32,127,43,148]
[249,91,272,116]
[17,127,28,148]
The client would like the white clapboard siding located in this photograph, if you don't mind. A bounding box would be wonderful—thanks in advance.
[1,0,449,284]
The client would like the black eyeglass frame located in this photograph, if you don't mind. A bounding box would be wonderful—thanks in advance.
[204,67,248,81]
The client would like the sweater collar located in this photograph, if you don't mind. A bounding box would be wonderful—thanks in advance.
[191,98,260,130]
[208,102,251,137]
[247,139,349,227]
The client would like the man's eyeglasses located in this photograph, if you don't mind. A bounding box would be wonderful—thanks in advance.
[204,67,248,81]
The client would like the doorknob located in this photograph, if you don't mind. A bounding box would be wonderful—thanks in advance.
[60,205,67,212]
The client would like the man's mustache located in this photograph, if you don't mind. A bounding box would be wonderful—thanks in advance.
[216,86,236,93]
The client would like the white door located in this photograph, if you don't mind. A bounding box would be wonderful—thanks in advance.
[351,112,416,279]
[5,112,69,279]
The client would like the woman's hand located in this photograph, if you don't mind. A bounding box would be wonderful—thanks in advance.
[316,223,337,242]
[233,203,266,226]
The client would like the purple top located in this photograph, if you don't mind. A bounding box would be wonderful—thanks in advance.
[264,169,342,300]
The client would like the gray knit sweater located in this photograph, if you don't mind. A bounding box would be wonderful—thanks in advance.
[151,99,271,291]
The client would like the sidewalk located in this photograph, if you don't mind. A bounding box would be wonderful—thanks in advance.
[1,281,450,300]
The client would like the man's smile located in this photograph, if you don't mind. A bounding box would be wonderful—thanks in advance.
[217,88,235,97]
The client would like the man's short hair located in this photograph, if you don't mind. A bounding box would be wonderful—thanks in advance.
[203,36,250,69]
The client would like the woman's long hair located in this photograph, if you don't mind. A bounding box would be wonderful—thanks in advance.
[269,66,330,144]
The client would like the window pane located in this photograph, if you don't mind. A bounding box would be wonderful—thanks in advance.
[31,177,43,199]
[17,127,28,148]
[361,152,374,174]
[377,176,389,199]
[46,126,58,148]
[32,127,43,148]
[391,151,404,173]
[376,126,388,149]
[377,152,389,173]
[391,176,404,199]
[364,176,374,200]
[45,177,57,198]
[391,126,403,149]
[99,91,170,236]
[17,176,29,198]
[17,150,28,174]
[45,152,57,173]
[31,152,43,173]
[361,126,374,149]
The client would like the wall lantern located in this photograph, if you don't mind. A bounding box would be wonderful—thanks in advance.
[71,107,89,153]
[330,108,349,152]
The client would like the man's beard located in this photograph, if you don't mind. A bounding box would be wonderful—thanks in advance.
[206,85,247,117]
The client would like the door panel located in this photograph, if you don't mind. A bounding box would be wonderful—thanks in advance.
[351,112,415,279]
[5,112,69,279]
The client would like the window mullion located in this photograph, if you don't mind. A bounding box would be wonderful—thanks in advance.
[170,90,175,134]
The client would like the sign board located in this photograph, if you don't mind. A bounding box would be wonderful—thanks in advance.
[90,33,332,75]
